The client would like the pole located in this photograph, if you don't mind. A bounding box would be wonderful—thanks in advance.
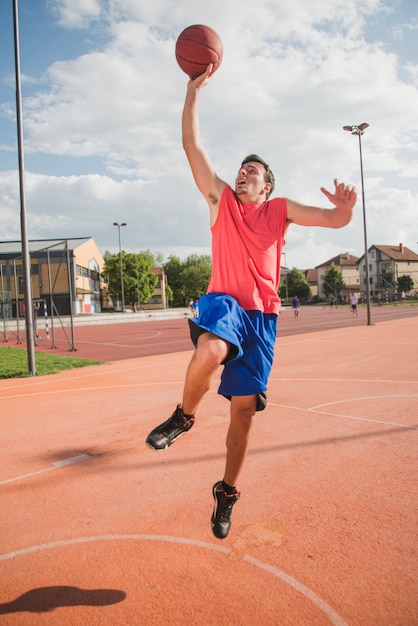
[47,248,56,349]
[282,252,288,304]
[343,123,371,325]
[13,259,22,343]
[13,0,36,374]
[119,227,125,313]
[66,242,76,350]
[0,264,7,343]
[357,133,371,325]
[136,255,141,311]
[113,222,126,312]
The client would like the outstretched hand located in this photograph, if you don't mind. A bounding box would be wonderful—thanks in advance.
[187,64,214,90]
[320,179,357,211]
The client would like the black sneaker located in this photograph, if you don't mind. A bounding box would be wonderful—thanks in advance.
[146,404,195,450]
[211,481,240,539]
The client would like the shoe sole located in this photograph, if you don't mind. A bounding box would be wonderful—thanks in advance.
[145,429,189,451]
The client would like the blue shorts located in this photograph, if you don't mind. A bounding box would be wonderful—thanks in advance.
[188,293,278,408]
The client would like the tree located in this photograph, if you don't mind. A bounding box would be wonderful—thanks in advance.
[279,267,311,301]
[397,274,414,293]
[180,264,212,302]
[164,256,185,307]
[164,254,212,307]
[322,263,345,299]
[165,283,173,305]
[183,253,212,268]
[103,250,158,310]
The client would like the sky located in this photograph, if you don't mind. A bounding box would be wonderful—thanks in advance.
[0,0,417,270]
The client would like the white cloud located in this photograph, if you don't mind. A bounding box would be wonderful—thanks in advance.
[46,0,102,28]
[1,0,417,269]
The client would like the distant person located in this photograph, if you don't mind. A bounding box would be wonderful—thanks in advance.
[188,298,194,314]
[377,293,382,307]
[329,296,335,310]
[192,298,199,318]
[145,64,357,540]
[292,295,300,318]
[401,291,406,304]
[350,293,358,316]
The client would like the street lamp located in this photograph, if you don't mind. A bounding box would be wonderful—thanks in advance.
[343,123,371,325]
[113,222,127,313]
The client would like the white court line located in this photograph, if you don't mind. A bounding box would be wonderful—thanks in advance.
[1,377,417,402]
[277,323,418,346]
[269,403,417,429]
[0,381,185,402]
[73,338,192,350]
[0,534,347,626]
[310,394,418,410]
[0,454,92,486]
[269,377,418,385]
[0,355,193,392]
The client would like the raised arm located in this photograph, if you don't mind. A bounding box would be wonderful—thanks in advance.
[286,179,357,228]
[182,65,226,225]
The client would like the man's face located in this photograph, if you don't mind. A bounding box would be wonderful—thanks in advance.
[234,162,270,201]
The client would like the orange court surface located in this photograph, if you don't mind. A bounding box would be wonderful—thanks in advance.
[1,305,417,625]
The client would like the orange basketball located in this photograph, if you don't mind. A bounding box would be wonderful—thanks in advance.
[175,24,223,79]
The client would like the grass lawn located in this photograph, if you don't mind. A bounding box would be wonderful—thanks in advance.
[0,346,102,379]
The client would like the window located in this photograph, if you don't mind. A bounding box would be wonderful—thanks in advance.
[89,269,100,280]
[76,265,89,277]
[15,263,39,276]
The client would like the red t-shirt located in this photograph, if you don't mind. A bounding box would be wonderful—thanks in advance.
[207,185,287,315]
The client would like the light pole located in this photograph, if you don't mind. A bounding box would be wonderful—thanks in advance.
[282,251,288,304]
[343,123,371,325]
[113,222,127,313]
[13,0,36,374]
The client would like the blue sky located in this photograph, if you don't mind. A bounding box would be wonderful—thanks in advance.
[0,0,417,270]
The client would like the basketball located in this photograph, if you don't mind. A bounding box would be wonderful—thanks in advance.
[175,24,223,79]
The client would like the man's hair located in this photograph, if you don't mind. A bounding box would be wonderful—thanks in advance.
[241,154,275,199]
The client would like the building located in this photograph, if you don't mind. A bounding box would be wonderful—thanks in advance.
[303,268,318,299]
[0,237,169,317]
[358,243,418,298]
[316,253,360,300]
[148,267,168,309]
[0,237,105,316]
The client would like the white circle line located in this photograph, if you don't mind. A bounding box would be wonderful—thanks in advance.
[244,555,348,626]
[0,534,347,626]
